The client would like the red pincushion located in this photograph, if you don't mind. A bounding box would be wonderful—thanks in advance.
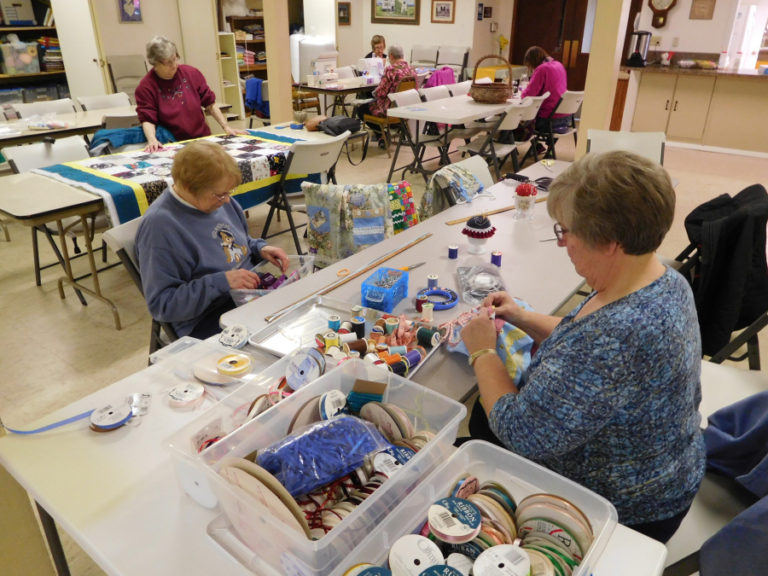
[516,182,538,197]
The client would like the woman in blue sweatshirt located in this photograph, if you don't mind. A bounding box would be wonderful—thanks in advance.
[135,140,289,338]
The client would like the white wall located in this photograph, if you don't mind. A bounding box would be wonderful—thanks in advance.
[352,0,475,68]
[303,0,336,37]
[636,0,737,52]
[90,0,183,60]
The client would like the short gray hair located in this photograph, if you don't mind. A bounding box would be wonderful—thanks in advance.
[146,35,178,66]
[388,45,404,59]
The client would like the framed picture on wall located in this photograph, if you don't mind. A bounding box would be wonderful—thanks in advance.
[483,6,492,18]
[338,2,351,26]
[431,0,455,24]
[477,3,484,21]
[118,0,142,23]
[372,0,420,25]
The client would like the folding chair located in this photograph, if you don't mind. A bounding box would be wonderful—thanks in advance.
[12,98,78,118]
[1,136,111,287]
[446,80,472,97]
[436,46,469,81]
[107,55,148,104]
[675,183,768,370]
[586,129,666,165]
[531,90,584,161]
[102,217,178,358]
[363,75,417,157]
[411,45,438,68]
[260,130,351,254]
[386,89,452,182]
[457,101,534,179]
[77,92,131,111]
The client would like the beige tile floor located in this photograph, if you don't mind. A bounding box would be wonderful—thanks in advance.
[0,122,766,575]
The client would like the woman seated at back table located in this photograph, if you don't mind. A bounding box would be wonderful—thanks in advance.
[365,34,386,59]
[356,44,415,150]
[135,35,243,153]
[135,141,288,339]
[460,151,705,543]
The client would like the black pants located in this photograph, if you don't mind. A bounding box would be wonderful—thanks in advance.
[457,398,691,544]
[188,297,237,340]
[356,102,383,140]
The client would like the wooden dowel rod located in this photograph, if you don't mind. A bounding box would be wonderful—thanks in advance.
[444,196,547,226]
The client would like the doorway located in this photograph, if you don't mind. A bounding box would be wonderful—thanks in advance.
[510,0,593,91]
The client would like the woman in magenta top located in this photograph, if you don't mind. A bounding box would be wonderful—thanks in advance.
[135,35,241,152]
[520,45,568,129]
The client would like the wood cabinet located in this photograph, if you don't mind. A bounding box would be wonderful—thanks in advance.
[703,76,768,153]
[218,32,244,120]
[631,72,715,142]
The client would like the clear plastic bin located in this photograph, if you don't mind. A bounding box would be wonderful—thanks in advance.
[230,254,314,306]
[337,440,618,576]
[165,346,312,509]
[175,358,466,576]
[360,267,408,313]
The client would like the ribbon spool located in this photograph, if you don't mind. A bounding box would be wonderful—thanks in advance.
[286,350,323,390]
[89,402,134,432]
[216,353,252,377]
[168,382,205,410]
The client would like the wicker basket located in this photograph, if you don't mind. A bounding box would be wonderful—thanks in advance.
[469,55,514,104]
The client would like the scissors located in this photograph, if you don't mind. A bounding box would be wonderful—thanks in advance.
[398,262,425,271]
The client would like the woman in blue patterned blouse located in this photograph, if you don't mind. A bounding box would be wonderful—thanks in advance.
[461,151,705,543]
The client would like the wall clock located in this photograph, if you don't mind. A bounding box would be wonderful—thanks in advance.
[648,0,677,28]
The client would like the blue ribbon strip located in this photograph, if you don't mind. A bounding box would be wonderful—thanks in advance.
[4,409,95,435]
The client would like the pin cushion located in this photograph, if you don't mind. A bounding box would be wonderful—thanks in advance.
[461,215,496,239]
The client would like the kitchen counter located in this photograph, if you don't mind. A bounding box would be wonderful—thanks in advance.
[623,64,768,80]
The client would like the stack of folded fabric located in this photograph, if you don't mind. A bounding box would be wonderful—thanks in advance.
[37,36,64,72]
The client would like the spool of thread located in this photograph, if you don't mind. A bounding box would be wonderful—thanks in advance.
[324,330,339,349]
[344,339,368,356]
[314,333,325,348]
[370,325,384,335]
[374,318,387,330]
[414,345,428,358]
[385,317,399,334]
[491,251,502,267]
[385,353,403,365]
[417,326,441,348]
[376,343,389,352]
[448,245,458,259]
[339,331,358,344]
[404,348,423,368]
[352,316,366,339]
[427,274,439,289]
[328,314,341,331]
[421,302,434,322]
[340,321,353,332]
[365,352,380,363]
[389,345,407,355]
[326,346,345,359]
[390,360,409,376]
[415,293,429,313]
[348,350,360,358]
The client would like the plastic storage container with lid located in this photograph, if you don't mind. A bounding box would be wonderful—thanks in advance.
[169,358,466,576]
[337,440,619,576]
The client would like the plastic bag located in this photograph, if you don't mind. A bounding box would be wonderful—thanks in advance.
[256,416,391,497]
[457,264,506,306]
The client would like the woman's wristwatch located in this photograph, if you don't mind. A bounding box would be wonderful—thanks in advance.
[468,348,496,367]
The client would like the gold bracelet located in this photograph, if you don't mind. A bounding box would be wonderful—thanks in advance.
[468,348,496,367]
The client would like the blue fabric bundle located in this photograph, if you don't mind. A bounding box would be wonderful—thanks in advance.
[245,77,270,118]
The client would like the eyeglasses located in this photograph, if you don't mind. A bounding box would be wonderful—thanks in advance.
[211,189,233,201]
[553,223,569,242]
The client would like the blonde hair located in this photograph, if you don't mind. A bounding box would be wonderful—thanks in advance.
[547,151,675,255]
[171,141,242,197]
